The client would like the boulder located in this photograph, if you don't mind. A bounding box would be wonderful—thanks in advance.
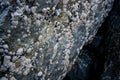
[64,0,120,80]
[0,0,114,80]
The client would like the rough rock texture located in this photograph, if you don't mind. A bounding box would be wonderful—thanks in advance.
[0,0,114,80]
[63,0,120,80]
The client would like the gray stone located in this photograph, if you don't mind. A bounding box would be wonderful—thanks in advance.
[64,0,120,79]
[0,0,114,80]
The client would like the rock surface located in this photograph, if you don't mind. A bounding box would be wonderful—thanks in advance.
[64,0,120,80]
[0,0,114,80]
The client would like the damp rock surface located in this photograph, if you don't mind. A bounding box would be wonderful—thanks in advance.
[64,0,120,80]
[0,0,114,80]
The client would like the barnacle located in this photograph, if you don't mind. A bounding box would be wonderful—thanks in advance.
[0,0,114,80]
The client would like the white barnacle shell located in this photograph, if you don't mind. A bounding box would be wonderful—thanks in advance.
[31,6,37,13]
[3,44,9,49]
[66,10,72,17]
[38,35,43,41]
[26,48,32,53]
[14,8,24,16]
[10,77,16,80]
[24,5,30,13]
[16,48,24,55]
[54,43,59,54]
[63,0,69,5]
[11,20,18,26]
[35,20,41,26]
[3,56,11,66]
[38,71,43,76]
[0,77,8,80]
[46,0,52,4]
[42,8,48,13]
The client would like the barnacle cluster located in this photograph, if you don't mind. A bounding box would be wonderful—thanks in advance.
[0,0,114,80]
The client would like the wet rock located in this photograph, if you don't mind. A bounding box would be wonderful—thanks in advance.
[64,0,120,80]
[16,48,24,55]
[0,0,114,80]
[0,77,8,80]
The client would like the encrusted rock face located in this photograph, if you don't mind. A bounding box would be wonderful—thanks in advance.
[64,0,120,79]
[0,0,114,80]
